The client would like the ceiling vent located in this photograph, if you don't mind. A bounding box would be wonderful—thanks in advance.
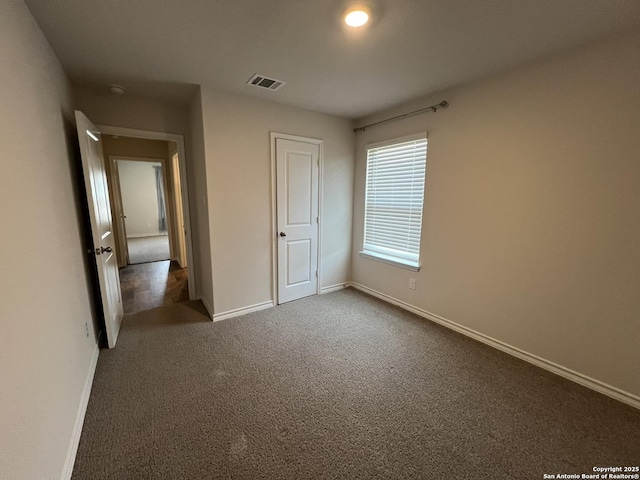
[246,74,286,91]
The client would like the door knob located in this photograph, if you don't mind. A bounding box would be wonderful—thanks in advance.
[279,232,287,237]
[101,246,113,254]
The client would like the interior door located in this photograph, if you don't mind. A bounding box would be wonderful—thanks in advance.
[109,158,130,268]
[171,152,188,268]
[276,138,319,304]
[75,111,124,348]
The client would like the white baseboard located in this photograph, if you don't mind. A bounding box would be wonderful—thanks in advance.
[213,300,274,322]
[197,294,214,320]
[126,233,168,238]
[320,283,348,294]
[349,282,640,410]
[61,344,99,480]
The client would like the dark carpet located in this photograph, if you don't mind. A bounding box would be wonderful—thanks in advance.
[72,289,640,479]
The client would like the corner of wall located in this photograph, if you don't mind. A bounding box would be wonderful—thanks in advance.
[187,86,215,312]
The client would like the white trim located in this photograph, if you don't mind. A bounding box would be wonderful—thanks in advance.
[125,233,169,239]
[213,301,275,322]
[317,141,324,296]
[198,294,214,320]
[97,125,196,301]
[270,136,277,305]
[61,345,99,480]
[270,132,324,305]
[320,283,348,294]
[359,251,421,271]
[349,282,640,410]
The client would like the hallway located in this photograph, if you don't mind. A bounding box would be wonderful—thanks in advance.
[119,260,188,314]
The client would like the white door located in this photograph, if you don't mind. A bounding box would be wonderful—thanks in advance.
[75,111,124,348]
[108,158,130,268]
[171,152,188,268]
[276,138,319,304]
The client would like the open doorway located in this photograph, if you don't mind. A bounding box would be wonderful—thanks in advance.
[100,131,194,314]
[112,158,171,265]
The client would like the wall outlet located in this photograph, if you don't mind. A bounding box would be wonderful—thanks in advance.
[409,278,416,290]
[84,322,89,337]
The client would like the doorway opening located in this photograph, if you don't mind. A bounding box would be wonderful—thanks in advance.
[100,128,194,315]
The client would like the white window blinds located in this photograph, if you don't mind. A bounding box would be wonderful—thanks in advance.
[362,135,427,269]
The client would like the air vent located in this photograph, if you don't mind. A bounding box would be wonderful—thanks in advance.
[246,74,286,91]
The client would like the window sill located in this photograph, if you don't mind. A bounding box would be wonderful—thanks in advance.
[359,251,421,272]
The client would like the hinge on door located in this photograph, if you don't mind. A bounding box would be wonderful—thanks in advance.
[316,216,319,224]
[315,270,318,278]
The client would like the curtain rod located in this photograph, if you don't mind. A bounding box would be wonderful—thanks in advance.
[353,100,449,133]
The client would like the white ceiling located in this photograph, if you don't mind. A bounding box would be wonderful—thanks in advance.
[24,0,640,119]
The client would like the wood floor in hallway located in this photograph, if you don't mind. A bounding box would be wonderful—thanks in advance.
[119,260,188,314]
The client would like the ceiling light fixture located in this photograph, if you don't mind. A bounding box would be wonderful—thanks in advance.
[109,84,125,95]
[344,6,370,27]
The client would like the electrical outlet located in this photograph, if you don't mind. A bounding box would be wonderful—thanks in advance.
[409,278,416,290]
[84,322,89,337]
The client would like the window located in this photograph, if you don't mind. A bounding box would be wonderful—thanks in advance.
[361,134,427,271]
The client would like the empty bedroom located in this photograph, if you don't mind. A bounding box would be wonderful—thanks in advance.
[1,1,639,479]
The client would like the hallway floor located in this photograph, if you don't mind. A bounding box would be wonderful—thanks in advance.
[119,260,188,314]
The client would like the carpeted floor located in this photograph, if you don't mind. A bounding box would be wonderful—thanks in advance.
[127,235,170,264]
[72,289,640,479]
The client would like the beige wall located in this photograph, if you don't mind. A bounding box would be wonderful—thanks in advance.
[74,87,190,137]
[0,2,99,478]
[351,31,640,399]
[117,160,164,237]
[102,135,170,159]
[200,89,354,315]
[189,88,214,311]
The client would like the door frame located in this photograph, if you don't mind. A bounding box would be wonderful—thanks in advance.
[99,125,196,301]
[107,155,130,267]
[108,156,174,268]
[170,151,189,268]
[270,132,324,304]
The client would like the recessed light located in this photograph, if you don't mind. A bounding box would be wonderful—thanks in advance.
[344,6,370,27]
